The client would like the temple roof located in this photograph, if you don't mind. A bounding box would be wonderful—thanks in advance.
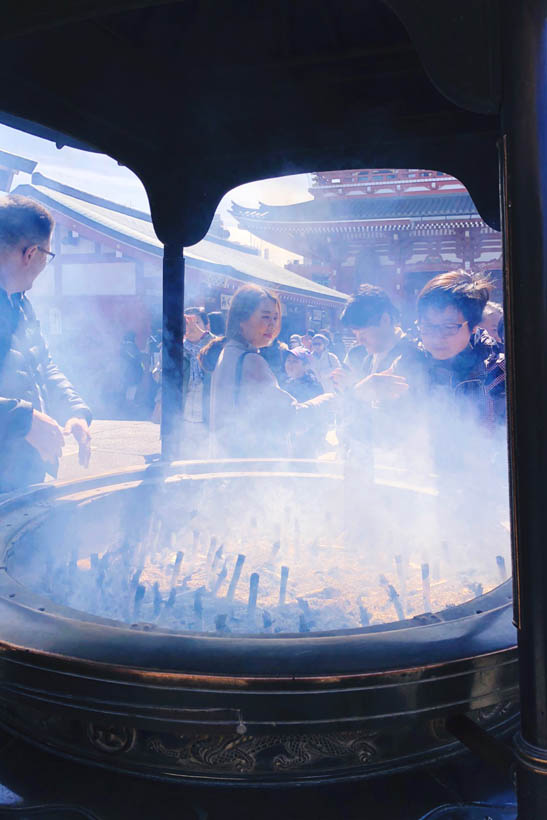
[231,193,481,226]
[12,178,345,304]
[0,149,36,174]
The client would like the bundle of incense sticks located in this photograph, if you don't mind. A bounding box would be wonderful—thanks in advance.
[394,554,406,609]
[226,554,246,602]
[171,551,184,587]
[206,536,217,564]
[387,584,404,621]
[212,564,228,595]
[421,563,431,612]
[496,555,507,581]
[247,573,259,619]
[153,582,162,617]
[133,583,145,620]
[279,565,289,606]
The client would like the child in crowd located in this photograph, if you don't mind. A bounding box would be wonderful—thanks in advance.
[284,348,324,403]
[284,347,329,456]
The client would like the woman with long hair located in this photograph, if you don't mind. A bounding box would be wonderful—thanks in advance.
[202,284,332,457]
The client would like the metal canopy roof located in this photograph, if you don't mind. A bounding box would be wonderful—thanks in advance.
[0,1,502,246]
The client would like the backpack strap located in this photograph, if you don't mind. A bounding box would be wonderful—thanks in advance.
[234,350,254,406]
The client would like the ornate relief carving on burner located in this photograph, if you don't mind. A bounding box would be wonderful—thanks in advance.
[146,729,378,774]
[87,722,137,754]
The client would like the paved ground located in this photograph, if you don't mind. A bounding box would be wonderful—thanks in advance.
[53,419,161,483]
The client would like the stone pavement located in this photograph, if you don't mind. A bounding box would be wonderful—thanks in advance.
[53,419,161,484]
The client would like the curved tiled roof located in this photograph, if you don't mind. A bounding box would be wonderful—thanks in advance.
[12,183,346,304]
[231,193,480,224]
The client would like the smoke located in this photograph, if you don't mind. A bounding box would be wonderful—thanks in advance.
[1,152,510,636]
[8,394,510,636]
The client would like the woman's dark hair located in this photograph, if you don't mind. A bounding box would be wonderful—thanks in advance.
[199,284,281,371]
[340,284,399,328]
[417,270,490,329]
[207,310,225,336]
[225,284,280,339]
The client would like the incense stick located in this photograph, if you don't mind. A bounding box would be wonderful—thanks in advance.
[226,554,246,602]
[496,555,507,581]
[421,563,431,612]
[248,573,259,618]
[279,565,289,606]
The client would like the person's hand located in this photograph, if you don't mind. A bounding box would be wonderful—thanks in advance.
[25,409,65,464]
[64,417,92,468]
[354,364,408,402]
[330,367,354,392]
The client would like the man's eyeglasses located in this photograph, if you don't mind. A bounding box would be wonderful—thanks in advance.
[23,246,56,265]
[38,247,56,265]
[418,321,468,338]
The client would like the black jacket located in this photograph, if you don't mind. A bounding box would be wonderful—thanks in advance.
[419,328,506,427]
[0,289,92,491]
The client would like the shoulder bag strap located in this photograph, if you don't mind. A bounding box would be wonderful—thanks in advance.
[234,350,254,406]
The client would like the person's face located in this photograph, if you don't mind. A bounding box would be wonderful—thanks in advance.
[311,337,326,356]
[482,311,502,343]
[288,338,300,350]
[301,335,312,351]
[239,298,280,348]
[184,313,206,341]
[285,355,305,379]
[351,312,393,353]
[419,305,473,360]
[8,235,53,294]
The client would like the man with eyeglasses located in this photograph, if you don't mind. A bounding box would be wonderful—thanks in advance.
[416,270,505,426]
[0,195,91,492]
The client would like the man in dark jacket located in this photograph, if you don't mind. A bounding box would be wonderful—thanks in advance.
[0,195,92,492]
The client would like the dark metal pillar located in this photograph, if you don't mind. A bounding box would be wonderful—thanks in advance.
[161,243,184,460]
[501,1,547,815]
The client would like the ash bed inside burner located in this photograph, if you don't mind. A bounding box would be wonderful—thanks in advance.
[8,461,510,636]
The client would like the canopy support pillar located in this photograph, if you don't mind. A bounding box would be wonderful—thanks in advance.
[502,1,547,815]
[161,243,184,461]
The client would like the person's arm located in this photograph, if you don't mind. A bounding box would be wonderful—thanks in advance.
[0,399,65,465]
[0,397,34,441]
[241,353,335,429]
[44,354,92,427]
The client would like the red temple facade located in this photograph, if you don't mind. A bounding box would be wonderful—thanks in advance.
[232,169,503,325]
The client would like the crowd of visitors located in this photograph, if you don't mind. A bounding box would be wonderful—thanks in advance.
[192,276,505,462]
[0,194,507,492]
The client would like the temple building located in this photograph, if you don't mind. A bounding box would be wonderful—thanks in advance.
[231,169,503,324]
[0,154,346,407]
